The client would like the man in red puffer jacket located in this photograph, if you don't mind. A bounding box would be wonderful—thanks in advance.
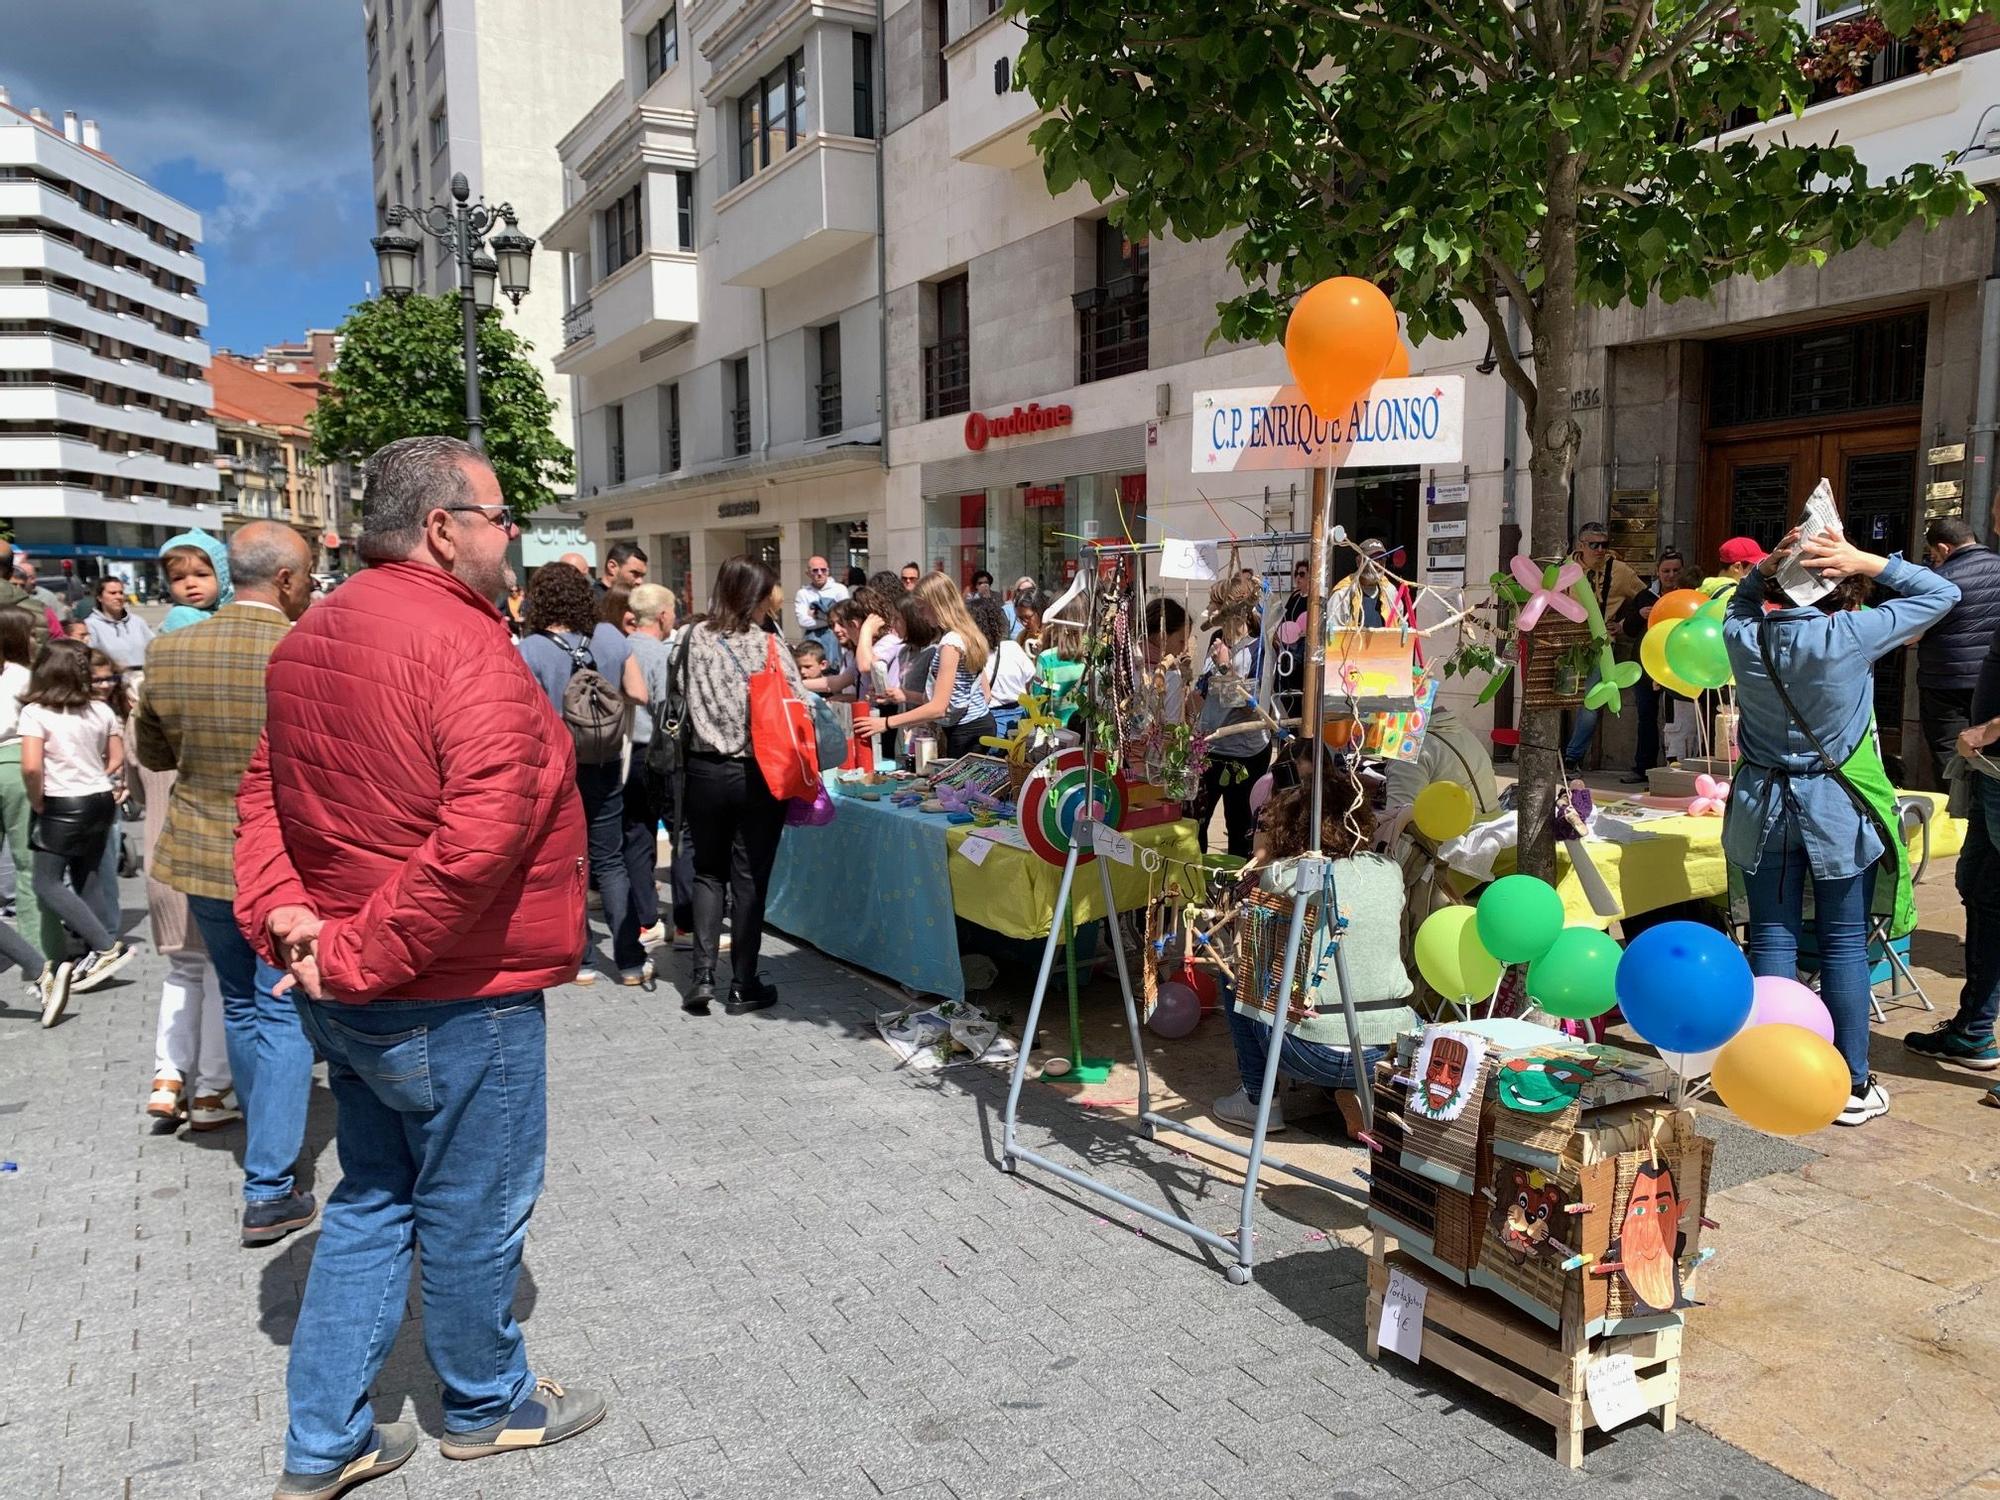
[235,436,606,1500]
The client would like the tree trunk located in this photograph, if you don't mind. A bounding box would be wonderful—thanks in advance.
[1517,151,1585,882]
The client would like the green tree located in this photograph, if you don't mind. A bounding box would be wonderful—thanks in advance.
[1018,0,1986,876]
[310,293,574,516]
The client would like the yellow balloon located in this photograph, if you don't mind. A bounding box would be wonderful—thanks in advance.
[1413,905,1503,1000]
[1413,780,1474,842]
[1641,620,1703,699]
[1710,1023,1850,1135]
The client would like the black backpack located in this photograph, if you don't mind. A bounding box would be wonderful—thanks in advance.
[645,633,691,778]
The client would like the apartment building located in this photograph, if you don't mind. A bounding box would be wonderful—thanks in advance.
[208,355,362,573]
[0,88,220,588]
[364,0,622,467]
[547,0,886,608]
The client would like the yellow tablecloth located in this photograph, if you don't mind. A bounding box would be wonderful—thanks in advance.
[1478,790,1962,927]
[944,819,1204,941]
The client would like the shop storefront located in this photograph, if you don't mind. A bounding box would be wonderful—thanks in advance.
[919,413,1149,591]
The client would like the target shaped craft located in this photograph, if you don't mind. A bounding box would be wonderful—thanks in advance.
[1017,748,1129,866]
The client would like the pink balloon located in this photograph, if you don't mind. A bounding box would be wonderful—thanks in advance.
[1150,980,1202,1039]
[1277,617,1306,646]
[1749,975,1835,1044]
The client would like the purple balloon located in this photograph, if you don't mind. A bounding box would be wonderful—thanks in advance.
[1749,975,1835,1044]
[1149,980,1202,1039]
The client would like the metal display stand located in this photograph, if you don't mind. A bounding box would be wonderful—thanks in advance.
[997,486,1384,1285]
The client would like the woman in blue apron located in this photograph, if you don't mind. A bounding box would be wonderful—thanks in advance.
[1723,527,1958,1126]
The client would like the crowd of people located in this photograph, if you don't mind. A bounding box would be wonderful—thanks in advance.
[12,422,2000,1493]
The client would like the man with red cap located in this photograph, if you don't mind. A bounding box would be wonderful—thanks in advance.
[1704,536,1769,595]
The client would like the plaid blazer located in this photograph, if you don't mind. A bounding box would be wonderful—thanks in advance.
[134,603,291,901]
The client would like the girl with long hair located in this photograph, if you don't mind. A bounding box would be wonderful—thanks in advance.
[855,571,993,758]
[18,639,134,1012]
[678,555,807,1016]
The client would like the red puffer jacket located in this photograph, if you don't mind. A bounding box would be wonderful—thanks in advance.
[235,560,586,1002]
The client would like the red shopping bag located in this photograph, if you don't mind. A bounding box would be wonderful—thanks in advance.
[750,634,819,801]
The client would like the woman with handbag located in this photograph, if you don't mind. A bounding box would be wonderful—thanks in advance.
[1724,527,1958,1127]
[680,556,809,1017]
[854,571,993,760]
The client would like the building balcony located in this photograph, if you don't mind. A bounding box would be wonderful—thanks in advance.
[946,15,1047,169]
[0,481,222,531]
[551,249,699,377]
[0,330,210,407]
[0,180,206,289]
[0,435,217,493]
[712,135,877,289]
[0,385,213,449]
[1076,287,1149,383]
[0,230,208,327]
[0,282,210,368]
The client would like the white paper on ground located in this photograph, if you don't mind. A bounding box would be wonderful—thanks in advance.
[957,836,992,866]
[1584,1352,1648,1431]
[1377,1268,1427,1363]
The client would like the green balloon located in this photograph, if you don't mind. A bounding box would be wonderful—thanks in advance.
[1664,614,1731,689]
[1414,906,1504,1000]
[1697,593,1729,620]
[1475,874,1566,964]
[1526,927,1623,1019]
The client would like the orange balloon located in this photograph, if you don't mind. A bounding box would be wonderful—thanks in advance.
[1381,342,1410,380]
[1649,588,1708,627]
[1284,277,1398,420]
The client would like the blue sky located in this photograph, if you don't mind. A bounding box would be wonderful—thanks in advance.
[8,2,376,354]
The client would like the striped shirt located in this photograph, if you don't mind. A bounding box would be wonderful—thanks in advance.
[927,630,987,725]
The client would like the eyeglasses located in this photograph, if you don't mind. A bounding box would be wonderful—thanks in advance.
[443,503,517,533]
[1580,539,1606,550]
[91,675,119,688]
[810,567,829,575]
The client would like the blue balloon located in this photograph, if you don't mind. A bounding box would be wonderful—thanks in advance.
[1615,921,1753,1055]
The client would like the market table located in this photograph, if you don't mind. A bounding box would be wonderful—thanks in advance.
[766,785,1201,1001]
[1461,790,1961,926]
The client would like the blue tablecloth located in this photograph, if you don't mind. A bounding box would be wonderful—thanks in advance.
[766,790,968,1000]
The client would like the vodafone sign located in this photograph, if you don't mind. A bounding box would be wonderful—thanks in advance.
[963,401,1074,451]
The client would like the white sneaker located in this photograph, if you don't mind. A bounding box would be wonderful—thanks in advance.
[1837,1075,1890,1127]
[1212,1087,1286,1133]
[638,923,666,949]
[70,942,133,993]
[38,961,75,1028]
[618,960,656,988]
[188,1090,242,1131]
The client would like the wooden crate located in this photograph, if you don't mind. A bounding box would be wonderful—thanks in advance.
[1365,1246,1681,1469]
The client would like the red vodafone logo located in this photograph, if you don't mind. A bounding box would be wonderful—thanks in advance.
[963,402,1073,451]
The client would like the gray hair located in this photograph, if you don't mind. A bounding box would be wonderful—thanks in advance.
[230,522,308,588]
[629,582,675,625]
[358,435,482,562]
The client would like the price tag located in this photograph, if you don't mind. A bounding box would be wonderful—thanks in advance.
[1094,827,1136,865]
[956,837,992,866]
[1583,1353,1647,1431]
[1377,1268,1426,1363]
[1159,539,1220,582]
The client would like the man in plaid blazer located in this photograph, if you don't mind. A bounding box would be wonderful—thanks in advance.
[136,522,317,1247]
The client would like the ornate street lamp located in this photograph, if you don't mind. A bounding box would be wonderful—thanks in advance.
[373,172,536,453]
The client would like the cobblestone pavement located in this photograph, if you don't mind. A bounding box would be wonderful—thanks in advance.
[0,882,1823,1499]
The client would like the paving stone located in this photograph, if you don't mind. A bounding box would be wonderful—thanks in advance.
[0,900,1828,1499]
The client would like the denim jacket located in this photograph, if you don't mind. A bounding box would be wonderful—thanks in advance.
[1722,556,1958,879]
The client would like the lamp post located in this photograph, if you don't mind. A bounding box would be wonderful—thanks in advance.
[370,171,534,455]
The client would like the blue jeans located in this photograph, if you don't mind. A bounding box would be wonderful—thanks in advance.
[577,761,644,973]
[187,894,313,1204]
[1564,671,1604,764]
[284,995,547,1473]
[1741,823,1872,1090]
[1952,774,2000,1040]
[1226,1006,1386,1096]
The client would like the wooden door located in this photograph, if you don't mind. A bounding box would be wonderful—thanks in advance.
[1699,434,1819,562]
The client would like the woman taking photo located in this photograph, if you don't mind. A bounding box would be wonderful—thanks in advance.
[856,571,993,758]
[1725,527,1958,1127]
[680,555,807,1017]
